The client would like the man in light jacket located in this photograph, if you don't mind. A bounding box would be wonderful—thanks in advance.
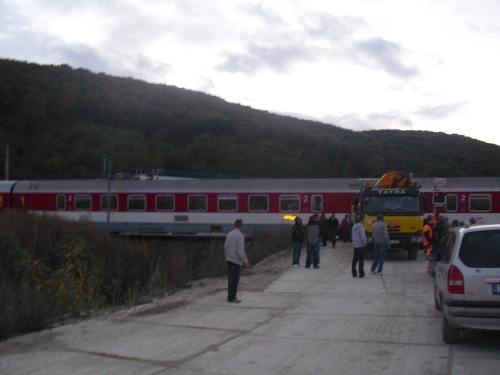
[370,214,390,276]
[224,219,250,303]
[351,215,368,278]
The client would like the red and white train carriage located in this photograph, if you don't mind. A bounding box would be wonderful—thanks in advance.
[2,177,500,236]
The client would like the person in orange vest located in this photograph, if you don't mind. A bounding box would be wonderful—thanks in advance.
[422,216,437,272]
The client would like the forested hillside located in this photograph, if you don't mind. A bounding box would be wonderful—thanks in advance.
[1,58,499,179]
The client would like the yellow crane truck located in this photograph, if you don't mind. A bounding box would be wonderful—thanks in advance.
[353,171,427,260]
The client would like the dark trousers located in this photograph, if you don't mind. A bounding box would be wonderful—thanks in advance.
[352,247,366,277]
[329,229,337,247]
[227,261,241,302]
[305,243,319,267]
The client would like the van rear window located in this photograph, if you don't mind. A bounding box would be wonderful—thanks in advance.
[459,230,500,268]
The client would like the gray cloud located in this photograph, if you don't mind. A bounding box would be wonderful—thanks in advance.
[52,44,110,74]
[356,37,419,78]
[217,43,312,74]
[305,12,365,42]
[414,102,468,119]
[131,55,173,81]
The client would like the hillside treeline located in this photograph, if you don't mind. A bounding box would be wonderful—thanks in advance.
[1,58,500,179]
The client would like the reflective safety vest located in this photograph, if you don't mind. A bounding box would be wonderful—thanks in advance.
[422,223,434,247]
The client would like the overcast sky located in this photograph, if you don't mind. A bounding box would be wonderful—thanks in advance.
[2,0,500,146]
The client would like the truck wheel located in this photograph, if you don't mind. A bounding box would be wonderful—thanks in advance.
[408,247,418,260]
[443,313,459,343]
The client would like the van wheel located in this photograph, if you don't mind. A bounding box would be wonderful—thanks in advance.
[443,314,459,343]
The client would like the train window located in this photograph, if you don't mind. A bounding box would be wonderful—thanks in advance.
[218,195,238,211]
[249,195,268,212]
[280,195,300,212]
[75,194,91,210]
[445,194,458,212]
[56,194,66,210]
[188,195,207,211]
[469,194,491,212]
[101,194,118,211]
[156,194,174,211]
[311,194,323,212]
[128,195,146,211]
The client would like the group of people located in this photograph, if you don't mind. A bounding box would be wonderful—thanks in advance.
[291,213,344,268]
[291,213,391,279]
[223,214,347,303]
[351,214,391,278]
[422,213,468,273]
[223,211,467,303]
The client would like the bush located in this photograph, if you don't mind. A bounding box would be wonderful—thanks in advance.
[0,210,288,340]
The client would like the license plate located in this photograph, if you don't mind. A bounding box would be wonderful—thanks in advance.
[493,284,500,295]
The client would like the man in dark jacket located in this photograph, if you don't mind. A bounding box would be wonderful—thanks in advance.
[305,214,320,268]
[319,213,329,246]
[291,217,305,266]
[327,214,339,248]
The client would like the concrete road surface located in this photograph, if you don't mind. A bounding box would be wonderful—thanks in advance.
[1,242,499,375]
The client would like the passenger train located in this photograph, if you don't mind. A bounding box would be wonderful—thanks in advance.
[1,177,499,236]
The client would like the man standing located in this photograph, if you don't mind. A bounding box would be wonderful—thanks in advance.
[340,214,350,242]
[224,219,250,303]
[305,214,320,268]
[370,214,390,275]
[351,215,368,278]
[327,213,339,248]
[291,217,305,267]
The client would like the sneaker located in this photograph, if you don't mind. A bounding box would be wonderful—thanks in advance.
[377,272,384,276]
[360,276,369,279]
[228,299,241,303]
[370,271,377,275]
[313,265,320,269]
[293,264,299,267]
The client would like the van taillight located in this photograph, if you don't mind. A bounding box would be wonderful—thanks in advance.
[448,265,464,294]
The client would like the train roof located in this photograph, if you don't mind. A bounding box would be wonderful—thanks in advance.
[417,177,500,191]
[0,180,16,193]
[10,177,500,194]
[13,178,360,193]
